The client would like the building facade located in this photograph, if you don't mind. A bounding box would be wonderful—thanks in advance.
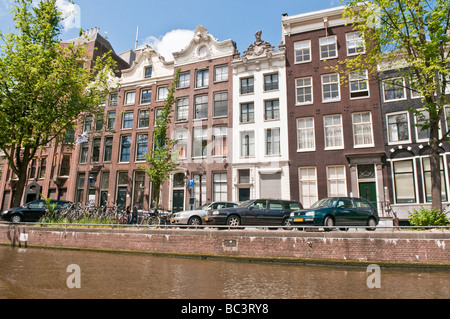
[379,66,450,220]
[231,32,290,202]
[169,26,238,212]
[282,7,387,209]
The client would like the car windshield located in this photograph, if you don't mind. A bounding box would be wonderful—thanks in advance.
[238,200,254,208]
[197,203,212,210]
[310,198,337,208]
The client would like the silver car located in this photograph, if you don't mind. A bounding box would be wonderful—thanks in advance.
[170,202,238,226]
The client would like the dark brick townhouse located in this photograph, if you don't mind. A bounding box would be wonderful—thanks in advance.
[282,7,387,210]
[379,67,450,221]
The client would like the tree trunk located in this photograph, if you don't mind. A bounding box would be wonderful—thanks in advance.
[11,163,28,208]
[429,124,442,212]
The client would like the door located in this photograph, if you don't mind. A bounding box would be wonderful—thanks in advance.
[359,182,377,208]
[334,198,357,226]
[238,188,250,202]
[116,187,127,209]
[173,190,184,213]
[242,199,266,225]
[263,200,285,225]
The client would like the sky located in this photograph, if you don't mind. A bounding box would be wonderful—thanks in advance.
[0,0,342,61]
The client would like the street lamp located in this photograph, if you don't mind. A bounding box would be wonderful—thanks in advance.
[197,164,205,206]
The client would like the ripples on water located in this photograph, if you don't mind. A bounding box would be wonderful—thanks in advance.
[0,246,449,299]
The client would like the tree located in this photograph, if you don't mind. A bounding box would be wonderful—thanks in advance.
[0,0,116,207]
[139,69,180,209]
[341,0,450,212]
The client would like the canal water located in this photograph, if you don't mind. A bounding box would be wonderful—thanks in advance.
[0,246,448,299]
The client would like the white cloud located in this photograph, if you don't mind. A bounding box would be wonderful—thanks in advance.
[143,29,195,61]
[31,0,80,31]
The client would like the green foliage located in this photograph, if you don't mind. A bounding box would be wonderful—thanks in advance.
[139,69,181,207]
[0,0,117,206]
[408,207,449,227]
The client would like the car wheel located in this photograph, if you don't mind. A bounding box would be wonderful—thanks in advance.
[188,216,202,226]
[11,214,22,223]
[323,216,334,232]
[282,218,293,230]
[226,215,241,227]
[366,218,377,231]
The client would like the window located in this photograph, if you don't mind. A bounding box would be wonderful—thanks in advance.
[240,77,254,94]
[39,158,46,179]
[213,91,228,117]
[198,45,208,57]
[214,65,228,82]
[194,94,208,119]
[193,127,207,158]
[241,131,255,157]
[116,172,129,208]
[212,126,227,156]
[294,40,311,63]
[445,106,450,132]
[296,77,313,105]
[75,173,85,203]
[178,72,190,88]
[79,144,88,164]
[122,112,133,129]
[387,112,410,144]
[383,77,406,101]
[299,167,318,208]
[239,170,250,184]
[266,128,280,156]
[107,112,116,130]
[140,89,152,104]
[103,137,113,162]
[320,36,337,59]
[346,32,365,55]
[322,74,340,102]
[264,100,280,120]
[240,103,254,123]
[136,134,148,161]
[393,160,416,204]
[324,115,344,149]
[352,112,373,147]
[176,97,189,121]
[264,73,279,91]
[125,91,135,105]
[91,138,101,163]
[349,70,369,98]
[196,69,209,88]
[95,116,103,131]
[327,166,347,197]
[138,109,150,128]
[297,118,315,151]
[145,66,152,79]
[60,155,71,176]
[157,87,168,101]
[213,173,228,201]
[120,135,132,162]
[133,171,146,208]
[422,157,448,202]
[174,129,188,159]
[83,115,92,133]
[109,93,118,106]
[415,110,432,142]
[154,108,163,126]
[100,172,109,207]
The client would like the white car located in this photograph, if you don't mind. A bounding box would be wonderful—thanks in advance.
[170,202,238,226]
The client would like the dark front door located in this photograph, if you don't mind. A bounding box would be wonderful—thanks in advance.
[359,182,377,208]
[173,190,184,213]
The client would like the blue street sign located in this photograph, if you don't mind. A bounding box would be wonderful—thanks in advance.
[188,179,194,187]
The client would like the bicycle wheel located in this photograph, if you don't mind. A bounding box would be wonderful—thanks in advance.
[149,216,160,226]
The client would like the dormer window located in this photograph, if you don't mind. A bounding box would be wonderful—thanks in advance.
[145,66,152,79]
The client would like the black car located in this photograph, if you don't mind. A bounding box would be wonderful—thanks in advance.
[1,200,72,223]
[203,199,303,227]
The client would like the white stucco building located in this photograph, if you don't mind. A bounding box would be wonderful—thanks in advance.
[231,32,290,202]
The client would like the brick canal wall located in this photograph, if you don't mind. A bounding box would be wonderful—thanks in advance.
[1,224,449,267]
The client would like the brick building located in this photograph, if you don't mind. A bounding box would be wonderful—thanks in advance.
[282,7,387,209]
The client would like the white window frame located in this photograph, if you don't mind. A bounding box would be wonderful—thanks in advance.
[321,73,340,102]
[382,77,406,102]
[352,112,374,148]
[386,111,411,145]
[324,114,344,150]
[298,167,318,208]
[214,65,228,82]
[346,32,365,56]
[157,87,169,101]
[297,117,315,152]
[124,91,136,106]
[265,128,281,156]
[240,131,255,158]
[294,40,311,64]
[326,165,347,197]
[391,158,418,204]
[349,70,369,99]
[174,128,188,159]
[319,36,338,60]
[295,77,313,105]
